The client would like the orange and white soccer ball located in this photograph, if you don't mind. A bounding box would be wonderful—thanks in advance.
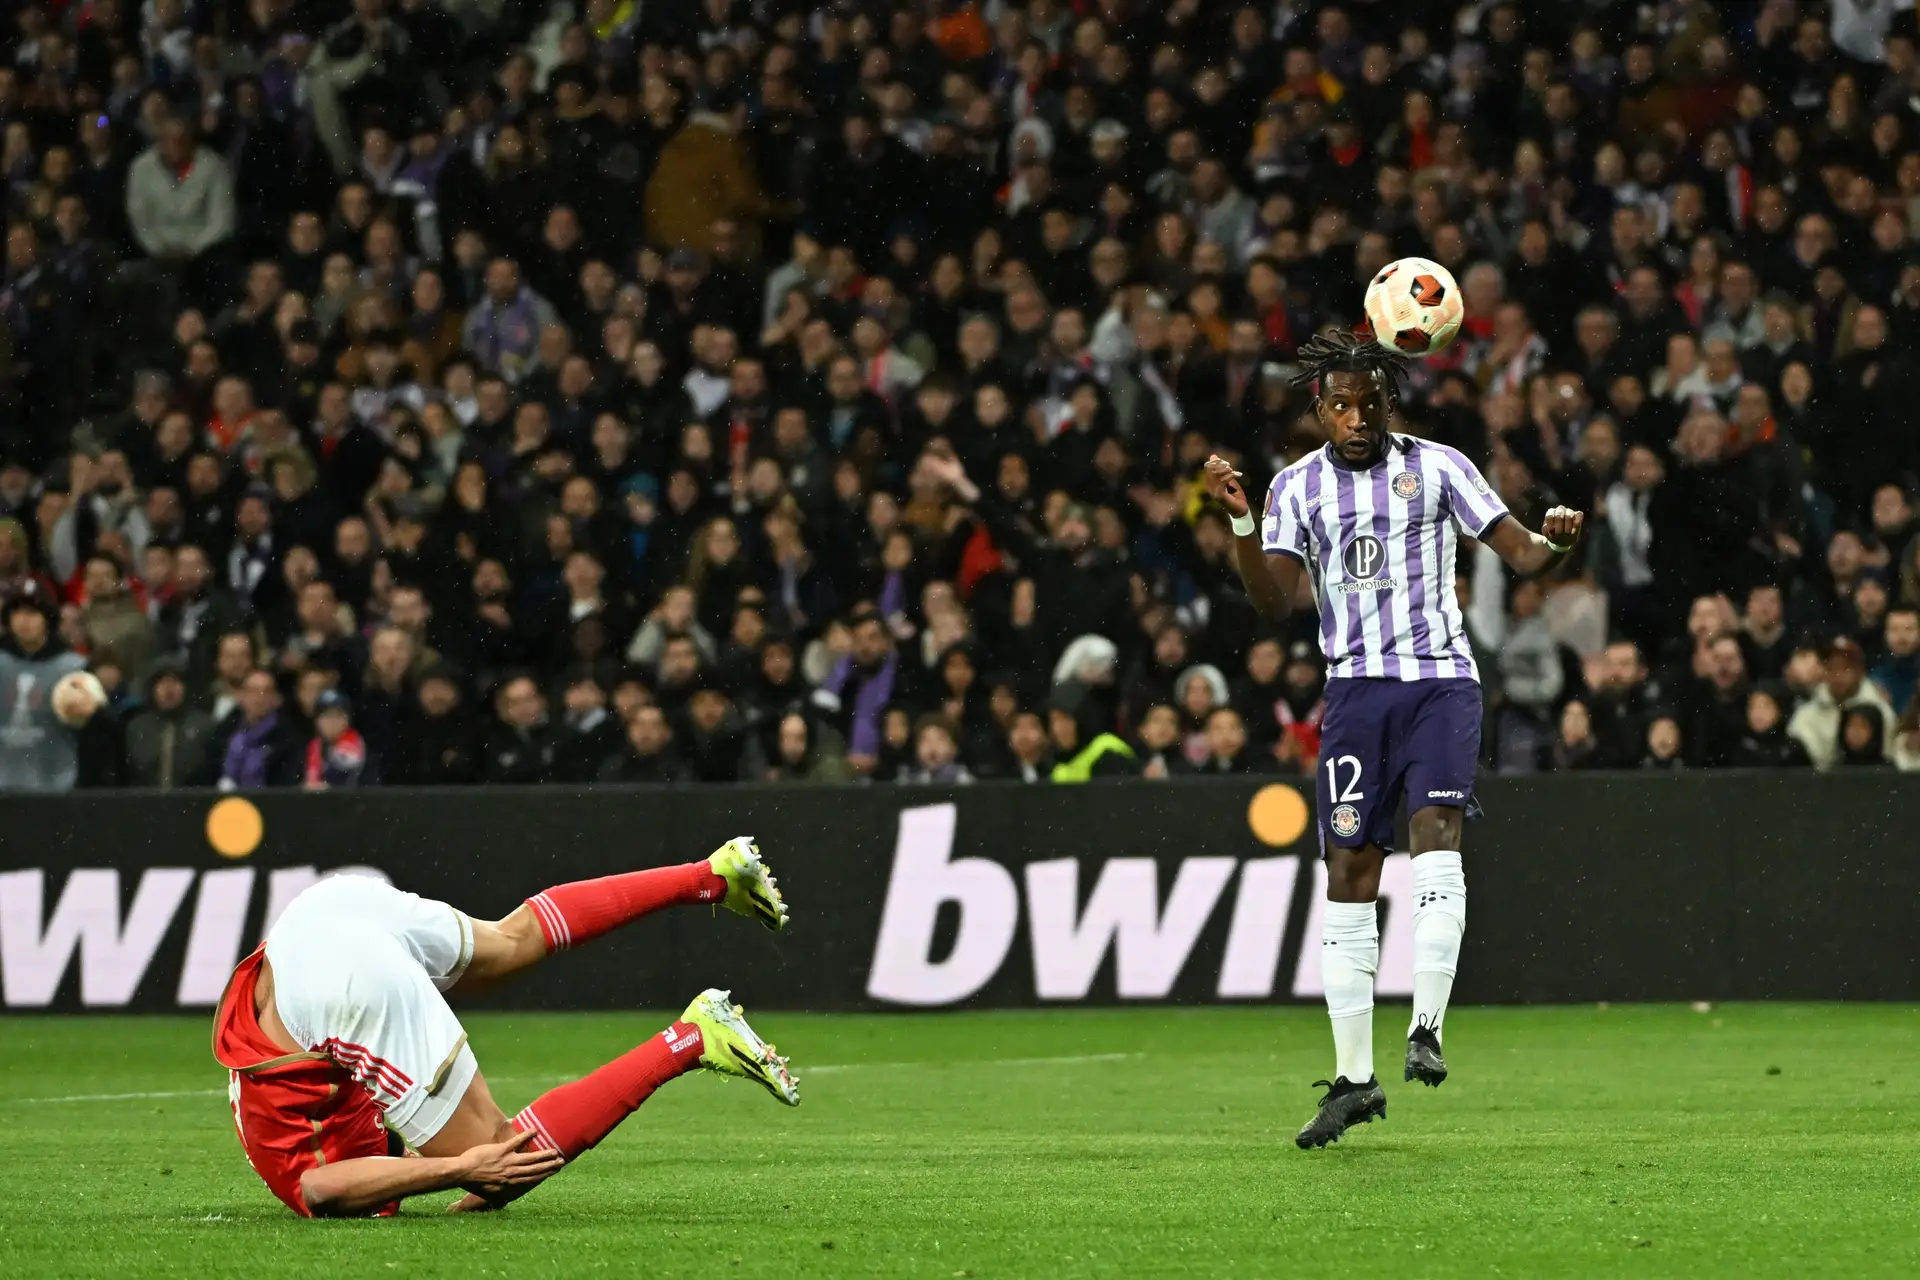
[1362,256,1464,357]
[51,669,106,727]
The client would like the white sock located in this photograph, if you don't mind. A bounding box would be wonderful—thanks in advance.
[1321,899,1378,1084]
[1408,851,1467,1043]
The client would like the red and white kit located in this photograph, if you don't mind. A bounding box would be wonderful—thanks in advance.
[213,875,479,1216]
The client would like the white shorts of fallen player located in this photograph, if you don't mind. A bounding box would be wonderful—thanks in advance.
[264,875,480,1148]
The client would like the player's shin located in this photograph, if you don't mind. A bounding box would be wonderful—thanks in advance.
[512,1022,707,1161]
[1408,851,1467,1042]
[1321,900,1379,1083]
[524,864,727,952]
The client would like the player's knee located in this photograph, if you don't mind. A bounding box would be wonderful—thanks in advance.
[1325,849,1382,902]
[1409,806,1463,852]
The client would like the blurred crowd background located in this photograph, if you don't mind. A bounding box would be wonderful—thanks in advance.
[2,0,1919,792]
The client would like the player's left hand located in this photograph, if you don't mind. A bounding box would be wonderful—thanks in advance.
[1542,506,1584,549]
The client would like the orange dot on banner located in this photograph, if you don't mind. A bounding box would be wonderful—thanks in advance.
[1247,785,1309,847]
[206,797,264,859]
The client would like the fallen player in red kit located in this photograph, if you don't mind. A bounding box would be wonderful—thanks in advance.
[213,838,795,1216]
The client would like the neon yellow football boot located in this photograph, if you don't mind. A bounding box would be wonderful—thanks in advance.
[679,988,800,1106]
[706,836,789,932]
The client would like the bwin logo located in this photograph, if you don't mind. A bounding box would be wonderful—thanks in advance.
[0,865,387,1008]
[866,804,1417,1006]
[1342,535,1387,580]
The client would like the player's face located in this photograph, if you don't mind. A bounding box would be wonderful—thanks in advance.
[1318,370,1392,465]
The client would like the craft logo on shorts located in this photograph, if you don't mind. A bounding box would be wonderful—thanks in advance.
[1329,804,1361,839]
[1336,535,1395,593]
[1392,471,1422,499]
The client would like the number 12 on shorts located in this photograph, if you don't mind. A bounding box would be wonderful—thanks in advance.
[1324,754,1365,802]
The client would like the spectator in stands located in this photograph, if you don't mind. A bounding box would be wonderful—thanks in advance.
[303,690,373,790]
[752,711,853,784]
[124,660,214,789]
[481,674,556,785]
[1194,706,1273,775]
[1732,685,1813,769]
[598,703,684,784]
[1134,704,1190,780]
[1686,634,1752,769]
[1838,705,1894,769]
[0,586,86,790]
[1871,607,1920,717]
[391,666,479,786]
[216,668,303,790]
[124,119,236,305]
[1551,699,1603,772]
[1789,638,1896,770]
[1641,712,1685,770]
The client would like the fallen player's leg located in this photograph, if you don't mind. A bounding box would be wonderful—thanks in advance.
[436,989,799,1213]
[451,837,788,995]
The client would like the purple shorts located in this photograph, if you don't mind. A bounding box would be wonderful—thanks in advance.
[1316,677,1482,853]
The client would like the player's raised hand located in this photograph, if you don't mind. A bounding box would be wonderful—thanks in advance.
[1202,455,1249,518]
[457,1127,566,1195]
[1542,506,1584,548]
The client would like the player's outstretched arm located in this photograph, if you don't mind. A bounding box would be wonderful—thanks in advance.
[1203,455,1299,622]
[299,1129,563,1218]
[1486,505,1584,577]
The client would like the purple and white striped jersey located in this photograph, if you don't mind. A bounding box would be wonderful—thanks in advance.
[1260,438,1509,682]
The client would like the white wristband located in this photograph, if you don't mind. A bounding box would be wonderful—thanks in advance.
[1545,537,1573,554]
[1230,512,1256,537]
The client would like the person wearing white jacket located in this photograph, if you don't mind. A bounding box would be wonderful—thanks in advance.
[124,120,236,263]
[1787,638,1896,770]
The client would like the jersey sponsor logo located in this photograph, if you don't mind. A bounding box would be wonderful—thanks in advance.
[1427,789,1465,800]
[1335,534,1395,593]
[1329,804,1361,838]
[1341,534,1386,579]
[1392,471,1422,499]
[1473,472,1495,495]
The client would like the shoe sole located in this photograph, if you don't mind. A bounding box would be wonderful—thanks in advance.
[1405,1046,1448,1087]
[715,837,789,932]
[1295,1099,1387,1150]
[689,988,801,1107]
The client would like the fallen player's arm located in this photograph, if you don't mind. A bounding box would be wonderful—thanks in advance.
[1484,506,1584,577]
[1202,455,1300,622]
[299,1129,562,1217]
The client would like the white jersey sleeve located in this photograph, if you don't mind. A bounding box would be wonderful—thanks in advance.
[1438,447,1510,540]
[1260,473,1308,560]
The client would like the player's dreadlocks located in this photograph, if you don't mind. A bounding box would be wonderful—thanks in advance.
[1288,329,1410,395]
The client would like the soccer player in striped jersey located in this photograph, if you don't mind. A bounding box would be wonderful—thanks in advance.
[1202,331,1583,1149]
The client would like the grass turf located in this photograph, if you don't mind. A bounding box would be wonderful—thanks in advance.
[0,1005,1915,1278]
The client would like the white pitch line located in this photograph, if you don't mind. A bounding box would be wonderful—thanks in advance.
[13,1088,225,1104]
[806,1051,1144,1074]
[7,1051,1147,1106]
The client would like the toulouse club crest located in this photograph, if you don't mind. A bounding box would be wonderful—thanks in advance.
[1392,472,1421,500]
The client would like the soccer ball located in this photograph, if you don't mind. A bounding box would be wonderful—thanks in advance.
[1362,257,1464,357]
[51,669,106,727]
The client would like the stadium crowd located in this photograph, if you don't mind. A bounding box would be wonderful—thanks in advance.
[1,0,1919,791]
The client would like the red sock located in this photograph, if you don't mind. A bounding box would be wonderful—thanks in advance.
[524,862,727,951]
[513,1022,705,1160]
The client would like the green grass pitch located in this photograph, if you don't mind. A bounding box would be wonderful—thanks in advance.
[1,1005,1916,1278]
